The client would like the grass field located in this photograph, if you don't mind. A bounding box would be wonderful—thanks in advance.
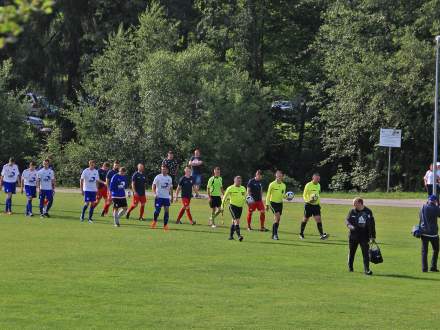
[0,193,439,329]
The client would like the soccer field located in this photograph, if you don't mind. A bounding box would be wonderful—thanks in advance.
[0,193,439,329]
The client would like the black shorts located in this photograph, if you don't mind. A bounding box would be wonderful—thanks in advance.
[229,204,243,219]
[270,202,283,215]
[113,198,127,208]
[304,203,321,218]
[209,196,222,208]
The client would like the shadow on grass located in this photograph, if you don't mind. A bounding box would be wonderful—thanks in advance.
[375,273,440,281]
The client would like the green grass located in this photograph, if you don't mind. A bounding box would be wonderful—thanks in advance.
[320,191,427,199]
[0,193,438,329]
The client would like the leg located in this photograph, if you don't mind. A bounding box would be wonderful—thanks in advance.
[39,193,45,215]
[45,195,53,213]
[177,204,186,222]
[234,218,243,241]
[139,202,145,219]
[272,212,281,239]
[163,205,170,229]
[127,200,138,218]
[27,196,33,215]
[314,215,324,235]
[246,208,253,229]
[430,237,439,271]
[5,192,12,212]
[348,239,358,271]
[81,202,88,221]
[300,217,309,238]
[259,210,266,230]
[88,202,95,220]
[113,207,120,226]
[421,236,429,272]
[359,240,370,273]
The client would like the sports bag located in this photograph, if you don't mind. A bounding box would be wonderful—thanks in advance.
[369,241,383,264]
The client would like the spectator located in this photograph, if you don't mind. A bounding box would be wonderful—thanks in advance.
[188,148,203,198]
[162,151,178,188]
[419,195,439,272]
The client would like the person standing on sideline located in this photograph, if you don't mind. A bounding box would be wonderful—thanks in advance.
[80,160,101,223]
[162,151,178,188]
[221,176,246,242]
[0,157,20,215]
[419,195,439,272]
[37,159,55,218]
[174,166,196,225]
[424,164,434,196]
[109,167,128,227]
[21,161,38,216]
[346,197,376,275]
[246,170,268,232]
[126,163,147,221]
[93,162,110,209]
[265,170,286,240]
[151,165,173,230]
[102,160,120,216]
[207,167,224,228]
[300,173,329,240]
[188,148,203,198]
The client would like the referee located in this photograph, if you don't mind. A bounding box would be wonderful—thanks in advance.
[265,170,286,240]
[300,173,329,240]
[221,176,246,241]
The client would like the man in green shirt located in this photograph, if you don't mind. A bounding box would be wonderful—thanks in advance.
[300,173,329,240]
[265,170,287,240]
[207,167,224,228]
[221,176,246,241]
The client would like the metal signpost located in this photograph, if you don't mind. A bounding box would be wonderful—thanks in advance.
[379,128,402,192]
[433,36,440,196]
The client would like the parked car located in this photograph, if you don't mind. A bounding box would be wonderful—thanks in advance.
[26,116,44,130]
[271,100,294,112]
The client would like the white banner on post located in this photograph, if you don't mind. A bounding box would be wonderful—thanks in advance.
[379,128,402,148]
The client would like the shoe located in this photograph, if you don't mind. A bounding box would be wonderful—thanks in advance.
[238,235,244,242]
[365,270,373,276]
[272,235,279,240]
[88,219,94,224]
[114,223,120,227]
[176,220,182,224]
[422,269,428,273]
[7,211,12,215]
[40,214,45,218]
[228,236,234,240]
[259,228,269,232]
[299,233,305,240]
[211,224,217,228]
[191,220,196,225]
[80,217,84,222]
[430,268,439,272]
[126,213,130,220]
[29,213,34,217]
[150,221,157,229]
[139,217,145,221]
[163,224,169,231]
[208,219,213,226]
[320,233,329,240]
[349,267,354,272]
[247,227,252,231]
[44,213,50,218]
[101,210,105,217]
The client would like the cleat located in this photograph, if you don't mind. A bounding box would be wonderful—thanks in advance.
[259,228,269,232]
[430,268,439,272]
[40,214,45,218]
[29,213,34,217]
[238,235,244,242]
[365,270,373,276]
[349,267,354,272]
[101,210,105,217]
[176,220,182,224]
[114,223,120,227]
[163,224,169,231]
[150,221,157,229]
[211,224,217,228]
[228,236,234,240]
[299,233,305,240]
[247,227,252,231]
[7,211,12,215]
[80,217,85,222]
[126,213,130,220]
[190,221,196,225]
[44,213,50,218]
[88,219,94,224]
[208,219,213,226]
[138,217,145,221]
[320,233,329,240]
[272,235,279,240]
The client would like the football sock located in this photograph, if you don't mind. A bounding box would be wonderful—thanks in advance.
[212,210,221,220]
[89,206,95,219]
[300,221,307,235]
[81,205,88,219]
[154,206,160,221]
[235,225,241,237]
[117,208,126,219]
[230,224,235,238]
[164,211,169,225]
[185,209,193,222]
[46,198,53,212]
[177,207,185,221]
[140,204,145,218]
[317,222,324,235]
[260,212,265,228]
[103,201,111,215]
[272,223,276,236]
[246,211,252,227]
[27,200,32,214]
[113,210,119,225]
[5,198,11,212]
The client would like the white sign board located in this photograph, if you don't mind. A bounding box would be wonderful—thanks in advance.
[379,128,401,148]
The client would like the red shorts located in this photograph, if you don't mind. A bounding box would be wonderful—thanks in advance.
[248,200,265,212]
[97,186,108,200]
[181,197,191,207]
[132,194,147,204]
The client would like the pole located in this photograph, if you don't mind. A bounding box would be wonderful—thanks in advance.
[387,147,391,192]
[433,36,440,196]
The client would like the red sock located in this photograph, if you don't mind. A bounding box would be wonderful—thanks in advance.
[260,212,266,229]
[127,203,136,215]
[140,204,145,218]
[186,209,193,222]
[103,201,110,214]
[177,207,185,221]
[247,211,252,227]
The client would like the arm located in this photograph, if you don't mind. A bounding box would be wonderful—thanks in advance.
[80,178,84,195]
[169,184,173,203]
[20,176,24,193]
[152,184,157,197]
[303,183,310,203]
[221,188,230,210]
[265,183,272,209]
[131,179,136,195]
[369,210,376,241]
[174,186,181,202]
[207,178,212,198]
[345,210,355,230]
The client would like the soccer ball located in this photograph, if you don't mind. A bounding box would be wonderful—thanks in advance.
[311,193,318,201]
[286,191,294,201]
[126,190,132,198]
[246,195,255,205]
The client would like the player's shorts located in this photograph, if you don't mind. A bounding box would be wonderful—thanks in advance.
[25,185,37,198]
[39,190,53,200]
[209,196,222,208]
[3,182,16,194]
[248,200,265,212]
[270,202,283,215]
[132,194,147,204]
[84,191,97,203]
[96,186,108,200]
[304,203,321,217]
[192,173,202,186]
[181,197,191,207]
[112,198,127,208]
[229,204,243,219]
[155,197,170,208]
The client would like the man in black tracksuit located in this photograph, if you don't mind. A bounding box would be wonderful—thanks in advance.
[419,195,439,272]
[345,197,376,275]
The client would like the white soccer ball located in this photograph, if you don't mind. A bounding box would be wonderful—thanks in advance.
[126,190,132,198]
[246,195,255,205]
[311,193,318,201]
[286,191,295,201]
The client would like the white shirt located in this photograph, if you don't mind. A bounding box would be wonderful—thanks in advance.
[424,170,440,185]
[22,169,38,186]
[81,168,99,192]
[37,168,55,190]
[153,174,172,199]
[1,164,20,183]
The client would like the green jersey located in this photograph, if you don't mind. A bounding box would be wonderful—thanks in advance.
[265,180,286,205]
[303,181,321,205]
[207,176,223,197]
[222,185,246,208]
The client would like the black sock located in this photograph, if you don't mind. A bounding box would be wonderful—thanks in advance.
[317,222,324,235]
[300,221,307,235]
[272,223,276,236]
[235,225,241,237]
[275,222,279,235]
[230,224,235,238]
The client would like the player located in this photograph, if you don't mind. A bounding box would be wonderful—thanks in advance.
[102,160,120,216]
[207,167,224,228]
[37,159,55,218]
[246,170,268,231]
[109,167,128,227]
[151,165,173,230]
[300,173,329,240]
[80,160,102,223]
[126,163,147,221]
[21,161,38,216]
[221,176,246,241]
[92,162,110,209]
[265,170,286,240]
[0,157,20,214]
[174,166,195,225]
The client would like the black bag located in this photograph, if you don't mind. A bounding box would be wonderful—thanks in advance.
[369,242,383,264]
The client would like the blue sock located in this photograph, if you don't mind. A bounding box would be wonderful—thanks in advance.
[81,205,88,219]
[46,198,53,213]
[164,211,169,225]
[154,206,161,221]
[88,206,95,220]
[28,200,32,214]
[6,198,11,212]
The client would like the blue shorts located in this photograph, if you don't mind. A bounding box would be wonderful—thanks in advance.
[25,185,37,198]
[84,191,97,203]
[40,190,53,200]
[192,174,202,186]
[3,182,16,194]
[155,197,170,208]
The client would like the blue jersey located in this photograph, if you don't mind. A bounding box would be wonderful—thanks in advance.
[110,174,127,198]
